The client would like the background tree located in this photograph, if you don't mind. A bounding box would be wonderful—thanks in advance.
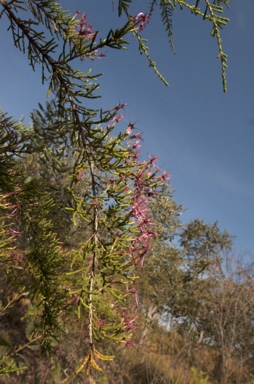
[100,211,254,384]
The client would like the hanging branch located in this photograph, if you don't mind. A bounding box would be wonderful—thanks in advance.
[0,0,230,380]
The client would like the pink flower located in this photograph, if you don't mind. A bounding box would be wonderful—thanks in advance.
[130,132,143,141]
[133,140,141,149]
[112,114,124,123]
[158,171,170,183]
[12,252,23,262]
[76,12,96,39]
[9,228,21,237]
[132,198,148,217]
[120,339,136,349]
[133,12,150,31]
[133,12,145,20]
[135,168,146,180]
[149,155,158,167]
[77,168,86,181]
[123,316,137,331]
[97,319,106,328]
[140,231,154,242]
[89,50,107,61]
[132,149,141,161]
[97,52,106,59]
[111,103,127,111]
[126,123,135,135]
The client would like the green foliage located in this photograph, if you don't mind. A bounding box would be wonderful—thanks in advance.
[159,1,175,53]
[140,0,229,90]
[0,358,26,377]
[20,180,67,350]
[116,0,230,90]
[180,219,233,275]
[0,0,231,381]
[190,368,210,384]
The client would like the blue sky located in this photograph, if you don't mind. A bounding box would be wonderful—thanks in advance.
[0,0,254,255]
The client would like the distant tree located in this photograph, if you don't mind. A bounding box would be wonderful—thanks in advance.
[190,256,254,383]
[118,201,254,384]
[136,197,233,345]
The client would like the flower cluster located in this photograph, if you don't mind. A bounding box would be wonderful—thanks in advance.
[76,12,96,39]
[122,312,137,331]
[66,100,171,358]
[130,194,155,266]
[125,129,159,266]
[90,50,106,61]
[133,12,150,31]
[74,12,107,61]
[97,319,106,328]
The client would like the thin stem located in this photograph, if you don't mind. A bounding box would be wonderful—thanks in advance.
[7,335,43,358]
[0,292,24,318]
[88,160,99,351]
